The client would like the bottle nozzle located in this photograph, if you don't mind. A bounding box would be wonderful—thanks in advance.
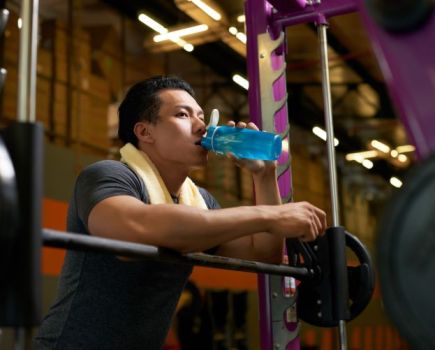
[207,109,220,128]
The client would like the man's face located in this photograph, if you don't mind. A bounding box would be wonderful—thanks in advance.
[146,89,208,169]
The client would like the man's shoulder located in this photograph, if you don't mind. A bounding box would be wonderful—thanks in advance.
[197,187,220,210]
[80,160,135,178]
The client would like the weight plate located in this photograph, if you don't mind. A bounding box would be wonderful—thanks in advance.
[378,154,435,350]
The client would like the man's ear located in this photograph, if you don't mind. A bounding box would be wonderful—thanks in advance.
[134,122,154,144]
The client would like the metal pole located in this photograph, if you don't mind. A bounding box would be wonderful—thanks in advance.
[42,229,311,279]
[17,0,39,123]
[317,22,348,350]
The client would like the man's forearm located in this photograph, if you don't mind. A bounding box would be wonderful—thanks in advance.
[251,169,284,263]
[89,196,275,254]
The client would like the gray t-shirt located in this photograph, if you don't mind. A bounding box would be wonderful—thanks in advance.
[35,160,220,350]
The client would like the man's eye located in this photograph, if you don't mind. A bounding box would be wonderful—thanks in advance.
[176,112,188,117]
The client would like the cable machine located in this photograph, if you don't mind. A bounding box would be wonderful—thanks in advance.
[246,1,435,349]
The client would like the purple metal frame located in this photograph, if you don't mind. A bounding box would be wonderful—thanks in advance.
[356,1,435,159]
[245,1,356,349]
[246,0,435,349]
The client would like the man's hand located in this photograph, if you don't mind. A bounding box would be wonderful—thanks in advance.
[225,120,277,178]
[265,201,327,242]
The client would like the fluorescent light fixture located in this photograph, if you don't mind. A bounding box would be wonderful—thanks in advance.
[188,0,222,21]
[237,14,246,23]
[138,13,195,51]
[232,74,249,90]
[397,154,408,163]
[396,144,415,153]
[153,24,208,42]
[390,177,403,188]
[370,140,390,153]
[138,13,167,34]
[362,159,373,169]
[312,126,339,146]
[228,26,238,35]
[345,150,378,161]
[235,32,247,44]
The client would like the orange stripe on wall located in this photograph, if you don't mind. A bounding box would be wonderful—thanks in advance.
[41,198,258,290]
[42,198,68,276]
[190,267,258,290]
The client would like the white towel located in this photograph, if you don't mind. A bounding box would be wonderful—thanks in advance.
[120,143,208,209]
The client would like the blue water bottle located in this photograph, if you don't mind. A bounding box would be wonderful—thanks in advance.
[201,109,282,161]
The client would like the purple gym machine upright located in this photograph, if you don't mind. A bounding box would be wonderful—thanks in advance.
[245,0,435,350]
[245,1,360,349]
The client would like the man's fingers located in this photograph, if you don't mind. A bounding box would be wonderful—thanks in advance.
[247,122,259,131]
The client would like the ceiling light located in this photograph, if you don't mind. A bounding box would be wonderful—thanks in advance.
[370,140,390,153]
[236,32,247,44]
[183,43,194,52]
[228,26,238,35]
[390,150,398,158]
[153,24,208,42]
[17,18,22,29]
[188,0,222,21]
[345,150,378,161]
[390,177,403,188]
[396,144,415,153]
[312,126,339,146]
[362,159,374,169]
[397,154,408,163]
[138,13,167,34]
[232,74,249,90]
[237,15,246,23]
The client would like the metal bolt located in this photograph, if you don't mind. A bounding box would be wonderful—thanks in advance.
[272,292,278,298]
[317,312,322,318]
[260,53,265,59]
[317,299,322,305]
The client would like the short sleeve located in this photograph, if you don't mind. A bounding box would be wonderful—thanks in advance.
[74,160,146,228]
[198,187,221,254]
[198,187,221,210]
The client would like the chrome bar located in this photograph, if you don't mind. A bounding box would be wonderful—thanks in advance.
[318,23,340,226]
[17,0,39,123]
[318,23,348,350]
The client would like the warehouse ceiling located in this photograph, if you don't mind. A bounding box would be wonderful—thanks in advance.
[36,0,415,185]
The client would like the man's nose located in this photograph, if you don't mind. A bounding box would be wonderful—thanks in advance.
[193,116,206,134]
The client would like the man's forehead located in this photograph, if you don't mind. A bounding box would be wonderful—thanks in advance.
[158,89,202,113]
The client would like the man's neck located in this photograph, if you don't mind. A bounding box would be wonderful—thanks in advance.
[142,150,188,197]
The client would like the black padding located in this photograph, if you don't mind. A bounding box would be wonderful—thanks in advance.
[365,0,434,32]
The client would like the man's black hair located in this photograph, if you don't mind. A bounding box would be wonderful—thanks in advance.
[118,76,195,146]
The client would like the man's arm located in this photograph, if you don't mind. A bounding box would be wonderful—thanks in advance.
[88,194,324,255]
[215,161,284,263]
[215,121,326,263]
